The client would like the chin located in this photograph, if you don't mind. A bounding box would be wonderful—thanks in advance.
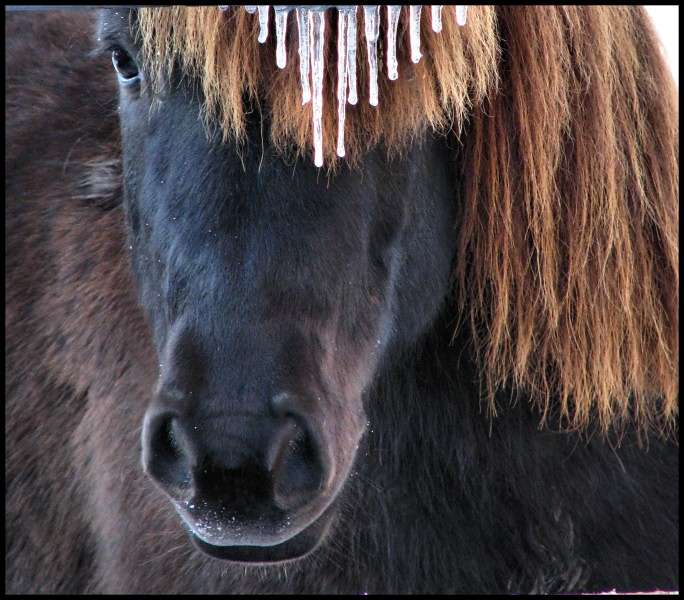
[189,508,334,565]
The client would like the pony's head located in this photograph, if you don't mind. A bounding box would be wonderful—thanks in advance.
[97,5,678,563]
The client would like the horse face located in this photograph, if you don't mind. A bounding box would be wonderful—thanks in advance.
[101,9,457,563]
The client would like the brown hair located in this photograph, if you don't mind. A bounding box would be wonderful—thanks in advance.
[137,6,678,436]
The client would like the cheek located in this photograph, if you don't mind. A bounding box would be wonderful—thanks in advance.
[316,333,370,491]
[318,305,387,402]
[320,241,399,397]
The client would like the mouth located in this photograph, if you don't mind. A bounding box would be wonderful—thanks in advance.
[190,507,334,564]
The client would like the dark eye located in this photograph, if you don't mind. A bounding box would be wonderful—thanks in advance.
[111,47,140,84]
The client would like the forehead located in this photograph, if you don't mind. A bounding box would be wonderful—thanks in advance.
[108,6,498,167]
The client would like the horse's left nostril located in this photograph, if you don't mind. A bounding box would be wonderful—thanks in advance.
[267,415,326,512]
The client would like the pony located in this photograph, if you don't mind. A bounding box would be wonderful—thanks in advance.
[5,5,678,593]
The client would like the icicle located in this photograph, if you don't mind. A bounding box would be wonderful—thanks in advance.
[218,5,229,11]
[336,10,348,157]
[409,5,422,64]
[309,10,326,167]
[233,4,472,163]
[257,5,269,43]
[296,9,311,104]
[386,6,401,81]
[431,5,443,33]
[364,5,380,106]
[346,7,358,105]
[455,5,468,27]
[274,7,290,68]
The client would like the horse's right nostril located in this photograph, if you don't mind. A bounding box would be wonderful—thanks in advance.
[143,412,191,492]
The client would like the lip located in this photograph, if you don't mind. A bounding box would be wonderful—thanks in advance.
[190,508,333,563]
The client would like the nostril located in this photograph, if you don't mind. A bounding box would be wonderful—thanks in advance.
[145,414,191,492]
[269,416,325,511]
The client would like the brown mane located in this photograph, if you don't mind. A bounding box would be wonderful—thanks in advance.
[137,6,678,437]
